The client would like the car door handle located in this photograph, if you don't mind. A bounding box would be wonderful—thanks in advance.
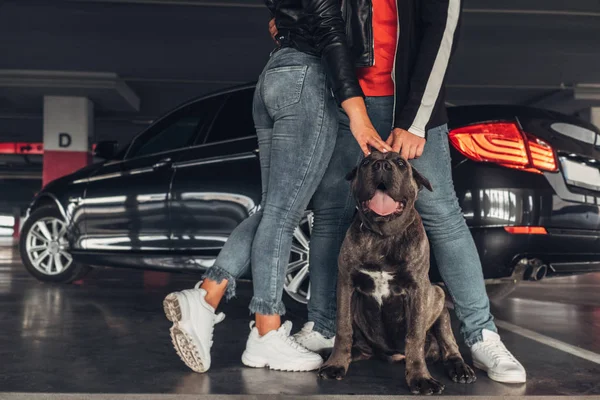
[153,158,172,169]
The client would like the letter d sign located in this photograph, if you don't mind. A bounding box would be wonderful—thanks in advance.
[59,133,72,148]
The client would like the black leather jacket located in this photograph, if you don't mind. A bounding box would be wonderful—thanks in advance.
[266,0,364,103]
[343,0,462,137]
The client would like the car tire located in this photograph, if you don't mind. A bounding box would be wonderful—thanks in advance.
[19,206,90,283]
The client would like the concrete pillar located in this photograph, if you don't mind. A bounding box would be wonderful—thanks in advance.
[43,96,94,187]
[12,207,20,244]
[590,107,600,130]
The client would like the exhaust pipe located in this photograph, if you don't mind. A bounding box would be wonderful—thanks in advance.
[517,258,548,281]
[528,263,547,281]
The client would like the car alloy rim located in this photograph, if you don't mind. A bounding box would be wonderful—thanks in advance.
[25,217,73,275]
[284,211,313,304]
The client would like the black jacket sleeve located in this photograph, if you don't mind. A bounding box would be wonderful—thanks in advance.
[302,0,364,103]
[394,0,461,137]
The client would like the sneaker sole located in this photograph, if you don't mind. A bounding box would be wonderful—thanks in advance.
[241,351,322,372]
[473,361,526,383]
[164,293,207,373]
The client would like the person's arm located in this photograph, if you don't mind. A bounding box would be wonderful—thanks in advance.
[388,0,461,159]
[395,0,461,137]
[268,4,390,154]
[302,0,362,103]
[302,0,391,154]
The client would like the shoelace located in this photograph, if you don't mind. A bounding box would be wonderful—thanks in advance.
[479,339,518,365]
[284,335,310,353]
[297,330,317,340]
[278,326,310,353]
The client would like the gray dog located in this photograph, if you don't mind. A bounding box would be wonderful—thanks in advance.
[318,151,476,395]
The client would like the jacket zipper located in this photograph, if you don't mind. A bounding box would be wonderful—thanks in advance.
[391,0,400,124]
[371,0,375,66]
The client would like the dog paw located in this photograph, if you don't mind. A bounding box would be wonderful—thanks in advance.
[407,375,445,395]
[318,364,347,380]
[444,357,476,384]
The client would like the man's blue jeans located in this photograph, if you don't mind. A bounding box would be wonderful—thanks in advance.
[309,95,497,346]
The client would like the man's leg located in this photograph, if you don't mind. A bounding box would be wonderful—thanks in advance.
[409,124,496,345]
[305,96,396,342]
[411,124,525,383]
[307,105,362,339]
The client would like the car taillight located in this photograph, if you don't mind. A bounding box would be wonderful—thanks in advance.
[504,226,547,235]
[449,122,558,173]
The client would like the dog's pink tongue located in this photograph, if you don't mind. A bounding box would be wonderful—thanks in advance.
[368,190,399,216]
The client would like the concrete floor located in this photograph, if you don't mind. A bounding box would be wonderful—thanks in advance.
[1,246,600,397]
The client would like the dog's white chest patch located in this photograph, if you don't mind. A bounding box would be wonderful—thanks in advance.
[360,270,394,306]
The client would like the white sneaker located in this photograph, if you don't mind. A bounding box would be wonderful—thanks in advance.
[163,282,225,373]
[241,321,323,371]
[470,329,526,383]
[293,322,335,352]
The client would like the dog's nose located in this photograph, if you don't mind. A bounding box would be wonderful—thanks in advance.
[373,160,392,171]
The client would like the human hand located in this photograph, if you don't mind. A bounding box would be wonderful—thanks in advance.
[350,120,392,156]
[386,128,426,159]
[269,18,279,44]
[341,97,391,156]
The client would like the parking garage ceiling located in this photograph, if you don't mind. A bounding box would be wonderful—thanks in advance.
[0,0,599,143]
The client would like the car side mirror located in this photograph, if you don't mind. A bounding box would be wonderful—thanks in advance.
[94,141,118,160]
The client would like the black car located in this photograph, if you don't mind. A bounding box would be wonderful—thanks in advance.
[19,84,600,305]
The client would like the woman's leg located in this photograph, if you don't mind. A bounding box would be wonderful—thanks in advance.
[200,75,273,309]
[201,211,261,307]
[248,54,338,331]
[238,49,337,372]
[163,67,275,374]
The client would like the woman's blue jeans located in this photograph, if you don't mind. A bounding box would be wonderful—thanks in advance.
[203,48,339,315]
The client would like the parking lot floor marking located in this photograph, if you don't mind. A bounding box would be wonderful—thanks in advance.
[494,319,600,365]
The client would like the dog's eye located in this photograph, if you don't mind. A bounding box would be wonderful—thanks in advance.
[360,158,370,167]
[395,158,405,167]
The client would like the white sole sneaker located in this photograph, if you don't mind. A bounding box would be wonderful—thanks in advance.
[163,293,208,373]
[241,350,322,372]
[473,361,526,383]
[241,321,323,372]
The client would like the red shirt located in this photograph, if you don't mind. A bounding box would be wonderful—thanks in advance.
[356,0,398,97]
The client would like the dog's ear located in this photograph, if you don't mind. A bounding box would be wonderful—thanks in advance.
[412,166,433,192]
[345,167,358,181]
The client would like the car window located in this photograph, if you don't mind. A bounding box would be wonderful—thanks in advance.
[127,97,223,159]
[203,88,256,144]
[131,116,200,158]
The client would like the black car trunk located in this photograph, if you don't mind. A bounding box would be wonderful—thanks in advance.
[448,105,600,231]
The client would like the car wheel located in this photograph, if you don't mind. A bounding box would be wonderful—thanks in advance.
[283,211,313,307]
[19,206,90,283]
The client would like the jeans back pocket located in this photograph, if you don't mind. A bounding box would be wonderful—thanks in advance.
[262,65,308,111]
